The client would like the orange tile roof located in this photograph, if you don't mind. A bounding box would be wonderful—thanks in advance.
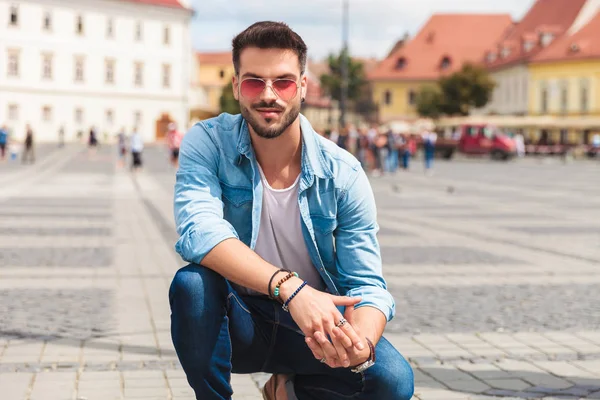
[369,14,513,81]
[122,0,186,9]
[532,10,600,63]
[484,0,587,69]
[197,51,232,66]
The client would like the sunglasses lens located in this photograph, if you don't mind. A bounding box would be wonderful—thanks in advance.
[240,79,266,98]
[272,80,298,101]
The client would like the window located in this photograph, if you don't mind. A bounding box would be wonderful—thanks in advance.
[7,50,19,77]
[8,104,18,121]
[75,108,83,124]
[9,5,18,26]
[134,62,143,86]
[43,11,52,31]
[42,106,52,122]
[501,47,511,59]
[134,111,142,126]
[162,64,171,88]
[106,109,114,125]
[384,90,392,106]
[523,40,535,52]
[408,90,416,106]
[540,82,548,114]
[395,57,406,70]
[76,15,84,35]
[106,18,114,38]
[135,21,143,41]
[440,56,451,70]
[163,25,170,45]
[105,59,115,84]
[580,79,589,113]
[560,81,568,114]
[74,57,84,82]
[42,53,53,79]
[219,69,225,78]
[540,32,554,47]
[486,52,496,63]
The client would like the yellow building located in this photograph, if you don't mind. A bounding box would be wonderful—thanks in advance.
[368,14,513,122]
[194,51,235,118]
[528,10,600,145]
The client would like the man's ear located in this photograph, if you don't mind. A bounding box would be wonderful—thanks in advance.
[300,74,308,102]
[232,75,239,101]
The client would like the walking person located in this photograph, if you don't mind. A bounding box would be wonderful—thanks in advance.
[0,125,8,161]
[422,129,437,174]
[130,127,143,172]
[116,128,127,169]
[22,124,35,164]
[166,122,184,168]
[169,21,414,400]
[58,125,65,148]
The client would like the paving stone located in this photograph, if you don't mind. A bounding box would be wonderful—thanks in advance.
[381,245,524,265]
[0,227,112,237]
[0,247,113,267]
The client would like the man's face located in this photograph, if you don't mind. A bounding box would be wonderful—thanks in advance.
[233,47,306,139]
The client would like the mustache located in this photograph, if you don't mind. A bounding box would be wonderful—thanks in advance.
[252,101,284,111]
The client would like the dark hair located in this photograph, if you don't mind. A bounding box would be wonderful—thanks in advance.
[232,21,308,76]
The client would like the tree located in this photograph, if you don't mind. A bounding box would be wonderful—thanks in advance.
[416,85,444,119]
[319,49,368,103]
[219,81,240,115]
[438,63,495,116]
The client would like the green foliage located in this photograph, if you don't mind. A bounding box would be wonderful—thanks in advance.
[416,86,444,119]
[415,63,495,118]
[319,49,368,103]
[219,81,241,115]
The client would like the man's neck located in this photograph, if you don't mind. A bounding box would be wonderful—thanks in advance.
[250,118,302,189]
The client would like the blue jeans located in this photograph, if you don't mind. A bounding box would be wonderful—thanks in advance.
[169,265,414,400]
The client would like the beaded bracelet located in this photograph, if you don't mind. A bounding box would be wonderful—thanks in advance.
[273,271,299,298]
[268,269,290,300]
[282,281,308,312]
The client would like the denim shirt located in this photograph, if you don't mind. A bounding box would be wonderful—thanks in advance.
[174,113,395,321]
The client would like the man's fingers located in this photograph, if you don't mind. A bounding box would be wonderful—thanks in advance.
[328,327,350,367]
[314,331,340,364]
[305,337,324,359]
[338,319,365,351]
[330,295,362,307]
[333,327,353,349]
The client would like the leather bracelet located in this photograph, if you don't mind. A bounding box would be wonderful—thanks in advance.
[351,338,376,373]
[273,271,298,298]
[282,281,307,312]
[268,269,289,300]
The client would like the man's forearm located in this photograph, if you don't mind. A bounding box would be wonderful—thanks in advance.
[353,306,387,345]
[201,238,281,295]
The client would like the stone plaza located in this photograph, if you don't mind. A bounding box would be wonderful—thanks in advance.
[0,143,599,399]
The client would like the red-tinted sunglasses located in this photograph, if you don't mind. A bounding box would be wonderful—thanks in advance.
[239,78,300,101]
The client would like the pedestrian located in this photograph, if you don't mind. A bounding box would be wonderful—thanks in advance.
[422,129,437,174]
[58,125,65,148]
[116,128,127,168]
[166,122,183,168]
[169,21,413,400]
[88,126,98,148]
[385,128,399,173]
[22,124,35,164]
[130,127,143,171]
[0,124,8,161]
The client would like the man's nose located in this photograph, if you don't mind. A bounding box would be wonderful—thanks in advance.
[260,83,278,102]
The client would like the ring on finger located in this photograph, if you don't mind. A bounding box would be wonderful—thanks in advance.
[336,317,347,328]
[320,357,326,363]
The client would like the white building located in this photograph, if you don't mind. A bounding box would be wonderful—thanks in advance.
[0,0,192,143]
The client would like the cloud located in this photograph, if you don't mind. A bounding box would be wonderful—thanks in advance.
[190,0,535,59]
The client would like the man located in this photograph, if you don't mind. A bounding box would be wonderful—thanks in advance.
[22,124,35,164]
[129,127,143,171]
[0,125,8,161]
[170,21,414,400]
[166,122,183,167]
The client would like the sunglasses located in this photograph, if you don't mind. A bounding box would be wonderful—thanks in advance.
[239,78,300,101]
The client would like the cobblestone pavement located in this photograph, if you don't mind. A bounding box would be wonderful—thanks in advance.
[0,144,599,400]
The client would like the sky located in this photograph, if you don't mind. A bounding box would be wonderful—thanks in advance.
[190,0,537,61]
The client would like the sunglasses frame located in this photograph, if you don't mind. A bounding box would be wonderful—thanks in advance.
[238,77,302,101]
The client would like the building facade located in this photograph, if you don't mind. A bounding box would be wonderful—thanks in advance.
[192,51,234,120]
[368,14,513,122]
[0,0,192,143]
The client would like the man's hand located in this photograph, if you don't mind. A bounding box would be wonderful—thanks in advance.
[280,278,365,368]
[305,304,371,368]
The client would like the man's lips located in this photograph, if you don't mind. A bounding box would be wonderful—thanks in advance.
[256,109,282,118]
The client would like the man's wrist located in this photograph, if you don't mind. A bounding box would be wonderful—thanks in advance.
[279,276,304,301]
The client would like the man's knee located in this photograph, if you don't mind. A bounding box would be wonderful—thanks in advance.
[368,342,414,400]
[169,264,228,315]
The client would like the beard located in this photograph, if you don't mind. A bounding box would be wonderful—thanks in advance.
[240,99,301,139]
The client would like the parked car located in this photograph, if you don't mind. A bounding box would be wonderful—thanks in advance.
[434,124,516,160]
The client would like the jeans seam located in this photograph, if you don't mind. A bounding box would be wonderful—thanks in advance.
[260,301,280,371]
[227,292,252,314]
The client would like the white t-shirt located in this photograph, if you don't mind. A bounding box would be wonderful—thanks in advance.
[236,165,326,296]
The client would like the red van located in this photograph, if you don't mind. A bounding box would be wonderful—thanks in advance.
[458,124,517,160]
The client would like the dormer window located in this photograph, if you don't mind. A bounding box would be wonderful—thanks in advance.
[540,32,554,47]
[395,57,406,69]
[486,52,497,63]
[570,43,580,53]
[440,56,451,70]
[501,47,511,59]
[523,40,535,52]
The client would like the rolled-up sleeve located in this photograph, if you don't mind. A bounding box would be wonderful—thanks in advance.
[174,124,238,264]
[334,168,395,321]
